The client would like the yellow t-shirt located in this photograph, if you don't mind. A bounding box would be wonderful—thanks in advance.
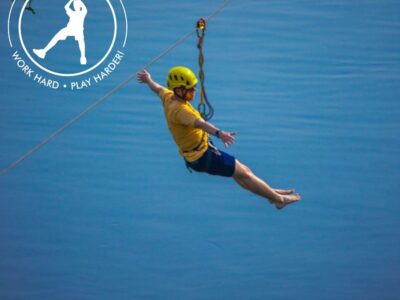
[158,88,209,162]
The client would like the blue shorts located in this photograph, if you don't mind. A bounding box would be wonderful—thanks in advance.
[185,144,236,177]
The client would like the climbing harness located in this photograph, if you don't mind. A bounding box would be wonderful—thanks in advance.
[183,131,206,154]
[0,0,230,176]
[196,18,214,121]
[184,140,221,174]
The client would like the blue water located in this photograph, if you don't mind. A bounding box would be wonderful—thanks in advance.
[1,0,400,299]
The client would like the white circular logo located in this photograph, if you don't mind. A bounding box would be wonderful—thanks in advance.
[8,0,128,89]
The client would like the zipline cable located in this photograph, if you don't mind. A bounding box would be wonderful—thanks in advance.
[0,0,230,177]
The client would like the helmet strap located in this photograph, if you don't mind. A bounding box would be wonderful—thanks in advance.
[174,87,188,101]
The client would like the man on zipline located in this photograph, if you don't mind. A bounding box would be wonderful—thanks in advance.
[137,67,300,209]
[33,0,88,65]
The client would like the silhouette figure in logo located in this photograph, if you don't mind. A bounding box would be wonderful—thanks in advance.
[33,0,88,65]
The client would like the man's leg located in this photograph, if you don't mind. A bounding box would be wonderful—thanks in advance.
[33,28,69,59]
[232,159,300,209]
[43,28,69,53]
[77,37,87,65]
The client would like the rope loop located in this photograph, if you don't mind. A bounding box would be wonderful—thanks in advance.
[196,18,214,121]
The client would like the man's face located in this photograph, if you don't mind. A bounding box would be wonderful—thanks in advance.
[175,86,196,101]
[185,86,196,101]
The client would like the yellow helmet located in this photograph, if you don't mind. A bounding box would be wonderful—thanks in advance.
[167,66,198,90]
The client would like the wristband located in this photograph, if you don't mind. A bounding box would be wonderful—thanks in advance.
[215,130,221,138]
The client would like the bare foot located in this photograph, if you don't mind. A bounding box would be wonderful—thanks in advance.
[80,56,87,65]
[33,49,46,59]
[274,189,295,195]
[275,194,301,210]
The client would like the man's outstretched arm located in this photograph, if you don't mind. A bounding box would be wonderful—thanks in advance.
[64,0,74,12]
[137,69,164,95]
[194,118,236,148]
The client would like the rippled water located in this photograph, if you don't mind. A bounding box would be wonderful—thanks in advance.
[1,1,400,299]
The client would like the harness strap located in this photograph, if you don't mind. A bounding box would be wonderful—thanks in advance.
[183,130,206,153]
[185,140,217,174]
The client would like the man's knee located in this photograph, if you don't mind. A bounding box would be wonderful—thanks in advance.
[233,160,253,180]
[57,33,68,41]
[56,28,69,40]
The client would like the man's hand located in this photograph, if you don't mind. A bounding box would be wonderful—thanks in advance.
[194,119,236,148]
[65,0,74,8]
[137,69,164,95]
[219,131,236,148]
[136,69,151,84]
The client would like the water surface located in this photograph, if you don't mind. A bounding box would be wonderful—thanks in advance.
[1,1,399,299]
